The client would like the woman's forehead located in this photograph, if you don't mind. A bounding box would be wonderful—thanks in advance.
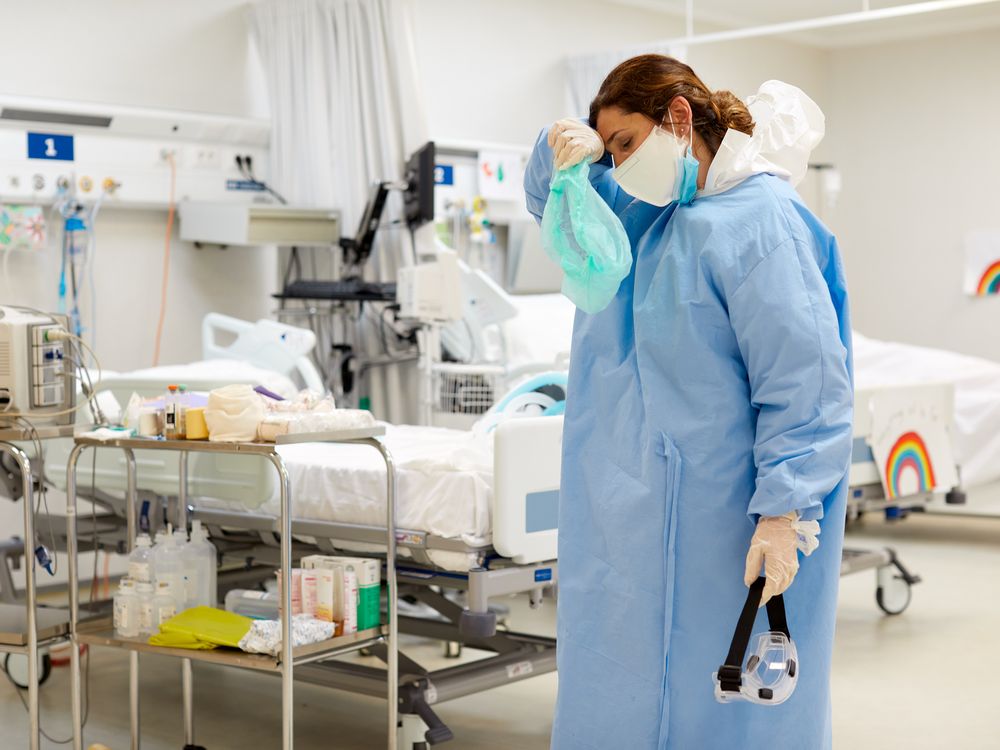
[595,107,628,135]
[596,108,651,143]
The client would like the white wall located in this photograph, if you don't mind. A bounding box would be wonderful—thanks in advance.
[0,0,272,590]
[412,0,830,153]
[824,28,1000,359]
[0,0,273,372]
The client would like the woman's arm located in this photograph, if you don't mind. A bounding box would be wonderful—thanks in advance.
[728,237,853,522]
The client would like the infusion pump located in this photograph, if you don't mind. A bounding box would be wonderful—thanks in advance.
[0,307,76,427]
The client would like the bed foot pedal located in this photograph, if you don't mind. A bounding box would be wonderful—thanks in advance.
[459,610,496,639]
[401,685,454,745]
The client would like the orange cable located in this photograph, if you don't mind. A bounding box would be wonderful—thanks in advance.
[152,153,177,366]
[102,551,111,599]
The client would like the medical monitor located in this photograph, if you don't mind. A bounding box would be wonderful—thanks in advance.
[403,141,435,229]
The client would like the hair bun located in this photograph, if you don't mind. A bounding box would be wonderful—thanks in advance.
[710,89,754,134]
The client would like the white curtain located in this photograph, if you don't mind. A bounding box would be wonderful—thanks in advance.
[249,0,427,423]
[566,44,689,116]
[250,0,426,219]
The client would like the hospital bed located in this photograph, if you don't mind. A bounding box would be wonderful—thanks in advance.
[7,312,972,744]
[10,315,557,746]
[841,383,957,614]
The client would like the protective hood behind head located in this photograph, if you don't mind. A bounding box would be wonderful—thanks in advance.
[701,80,825,198]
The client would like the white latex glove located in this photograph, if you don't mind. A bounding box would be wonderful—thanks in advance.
[744,511,821,607]
[548,118,604,171]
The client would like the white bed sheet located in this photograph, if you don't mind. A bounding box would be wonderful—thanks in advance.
[196,424,495,570]
[104,360,300,399]
[854,332,1000,487]
[502,293,575,371]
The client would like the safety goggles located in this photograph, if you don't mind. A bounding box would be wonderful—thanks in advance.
[712,577,798,705]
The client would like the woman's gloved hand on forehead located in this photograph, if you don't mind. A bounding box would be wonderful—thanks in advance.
[549,118,605,170]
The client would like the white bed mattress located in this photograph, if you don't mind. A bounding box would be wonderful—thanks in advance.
[854,332,1000,487]
[196,424,495,570]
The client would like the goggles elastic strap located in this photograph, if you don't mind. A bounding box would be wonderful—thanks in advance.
[717,577,791,693]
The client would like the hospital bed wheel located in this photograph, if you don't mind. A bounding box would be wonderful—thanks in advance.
[2,652,52,689]
[459,610,496,639]
[946,488,967,505]
[876,575,912,615]
[443,641,462,659]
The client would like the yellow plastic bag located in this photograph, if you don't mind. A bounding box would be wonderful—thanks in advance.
[148,630,218,651]
[155,606,253,649]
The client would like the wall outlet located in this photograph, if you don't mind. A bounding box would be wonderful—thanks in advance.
[159,147,181,167]
[189,147,222,170]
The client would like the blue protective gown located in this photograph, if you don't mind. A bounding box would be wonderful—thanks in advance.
[524,129,853,750]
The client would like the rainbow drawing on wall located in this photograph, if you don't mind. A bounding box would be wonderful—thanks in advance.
[976,260,1000,296]
[884,431,937,499]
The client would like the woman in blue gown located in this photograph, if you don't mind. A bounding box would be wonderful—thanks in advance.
[523,55,853,749]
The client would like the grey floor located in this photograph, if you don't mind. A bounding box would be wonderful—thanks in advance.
[3,511,1000,749]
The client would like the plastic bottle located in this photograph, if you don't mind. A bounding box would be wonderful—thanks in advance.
[172,527,198,609]
[113,578,138,638]
[152,527,185,610]
[176,385,188,439]
[135,580,156,636]
[164,384,179,439]
[224,589,279,620]
[188,521,217,608]
[127,534,155,583]
[153,580,178,627]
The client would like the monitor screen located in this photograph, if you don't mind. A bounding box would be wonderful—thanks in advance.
[403,141,435,228]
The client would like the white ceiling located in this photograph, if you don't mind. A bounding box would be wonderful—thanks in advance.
[611,0,1000,47]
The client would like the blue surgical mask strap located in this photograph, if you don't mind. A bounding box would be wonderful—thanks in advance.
[666,112,693,156]
[667,112,700,205]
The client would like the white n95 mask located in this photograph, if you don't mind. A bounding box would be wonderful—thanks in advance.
[612,116,699,207]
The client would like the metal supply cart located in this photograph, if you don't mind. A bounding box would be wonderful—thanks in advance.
[0,424,76,750]
[65,428,399,750]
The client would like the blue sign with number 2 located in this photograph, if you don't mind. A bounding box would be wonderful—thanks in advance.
[27,132,75,162]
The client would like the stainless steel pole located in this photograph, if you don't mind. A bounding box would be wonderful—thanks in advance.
[123,448,139,750]
[1,444,39,750]
[370,439,398,750]
[178,450,188,531]
[179,450,193,746]
[66,442,86,750]
[267,453,293,750]
[129,651,140,750]
[124,449,137,546]
[182,658,194,746]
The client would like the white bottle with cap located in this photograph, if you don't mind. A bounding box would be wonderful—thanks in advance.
[128,534,154,583]
[171,527,198,609]
[135,580,156,636]
[188,520,217,607]
[114,578,139,637]
[154,580,178,627]
[152,526,186,611]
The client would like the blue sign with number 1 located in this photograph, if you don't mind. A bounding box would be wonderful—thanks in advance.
[27,132,74,161]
